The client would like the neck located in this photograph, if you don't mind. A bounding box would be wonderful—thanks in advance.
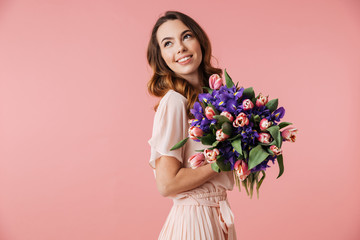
[178,70,204,92]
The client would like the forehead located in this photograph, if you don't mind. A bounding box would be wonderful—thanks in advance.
[156,19,189,43]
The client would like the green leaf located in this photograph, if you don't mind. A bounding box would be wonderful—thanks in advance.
[267,125,282,148]
[259,139,276,147]
[249,173,255,198]
[251,97,256,105]
[202,86,213,94]
[257,171,266,190]
[256,170,266,199]
[231,139,243,155]
[212,141,220,147]
[216,155,232,171]
[211,162,221,172]
[210,124,218,134]
[228,134,241,141]
[276,154,284,179]
[243,87,255,99]
[200,134,216,146]
[221,122,232,136]
[213,115,231,124]
[253,115,261,123]
[266,99,278,112]
[244,150,248,160]
[224,69,234,88]
[278,122,292,129]
[242,178,250,196]
[195,149,206,152]
[248,145,270,170]
[170,137,189,151]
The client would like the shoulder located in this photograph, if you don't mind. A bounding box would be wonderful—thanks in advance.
[158,89,187,111]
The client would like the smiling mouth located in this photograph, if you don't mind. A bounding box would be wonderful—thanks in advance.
[177,55,192,63]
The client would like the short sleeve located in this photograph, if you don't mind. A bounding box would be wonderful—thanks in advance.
[148,90,188,171]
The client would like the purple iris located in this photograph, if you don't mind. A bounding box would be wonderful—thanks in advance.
[198,93,213,104]
[219,141,239,170]
[225,99,238,114]
[233,88,244,100]
[190,102,204,120]
[252,106,271,121]
[271,107,285,122]
[198,117,214,133]
[249,155,276,172]
[235,125,259,151]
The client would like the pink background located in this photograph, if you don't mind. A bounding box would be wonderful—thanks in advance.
[0,0,359,239]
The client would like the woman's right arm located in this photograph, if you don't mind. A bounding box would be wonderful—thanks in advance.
[155,156,218,197]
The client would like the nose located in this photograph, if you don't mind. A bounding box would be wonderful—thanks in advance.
[177,42,187,53]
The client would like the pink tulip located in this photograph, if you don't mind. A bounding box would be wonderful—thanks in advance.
[269,145,282,156]
[205,106,216,120]
[257,132,271,144]
[281,127,298,142]
[259,118,272,130]
[256,93,269,107]
[188,126,204,140]
[242,99,254,110]
[216,129,230,142]
[234,160,251,181]
[188,153,206,169]
[233,113,249,128]
[220,111,234,122]
[209,74,223,90]
[204,148,220,164]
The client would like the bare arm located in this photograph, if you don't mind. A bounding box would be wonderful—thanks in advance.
[155,155,218,197]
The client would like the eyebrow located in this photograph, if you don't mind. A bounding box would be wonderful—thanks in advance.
[161,29,191,44]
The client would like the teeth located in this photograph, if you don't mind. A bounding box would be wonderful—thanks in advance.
[178,56,191,63]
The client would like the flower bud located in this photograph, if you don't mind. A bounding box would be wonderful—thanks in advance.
[242,99,254,110]
[216,129,230,142]
[259,118,272,130]
[204,148,220,164]
[281,127,298,142]
[269,145,282,155]
[220,111,234,122]
[233,113,249,128]
[234,160,251,181]
[209,74,223,90]
[257,132,271,144]
[188,153,206,169]
[256,93,269,107]
[188,126,204,140]
[205,106,216,120]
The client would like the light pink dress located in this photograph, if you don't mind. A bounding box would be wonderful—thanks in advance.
[148,89,237,240]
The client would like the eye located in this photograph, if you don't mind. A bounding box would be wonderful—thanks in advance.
[184,33,192,39]
[163,34,192,48]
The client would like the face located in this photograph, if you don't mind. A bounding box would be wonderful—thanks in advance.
[156,19,203,86]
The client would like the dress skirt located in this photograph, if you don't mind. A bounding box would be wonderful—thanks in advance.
[158,189,237,240]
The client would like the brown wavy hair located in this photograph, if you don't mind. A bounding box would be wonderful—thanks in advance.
[147,11,222,118]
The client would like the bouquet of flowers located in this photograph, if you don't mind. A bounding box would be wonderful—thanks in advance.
[170,69,298,199]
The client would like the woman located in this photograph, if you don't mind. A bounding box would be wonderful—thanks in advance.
[147,11,237,240]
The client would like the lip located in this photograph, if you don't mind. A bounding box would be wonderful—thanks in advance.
[176,55,192,62]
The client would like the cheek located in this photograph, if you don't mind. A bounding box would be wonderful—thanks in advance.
[187,40,201,55]
[161,51,174,64]
[194,42,202,56]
